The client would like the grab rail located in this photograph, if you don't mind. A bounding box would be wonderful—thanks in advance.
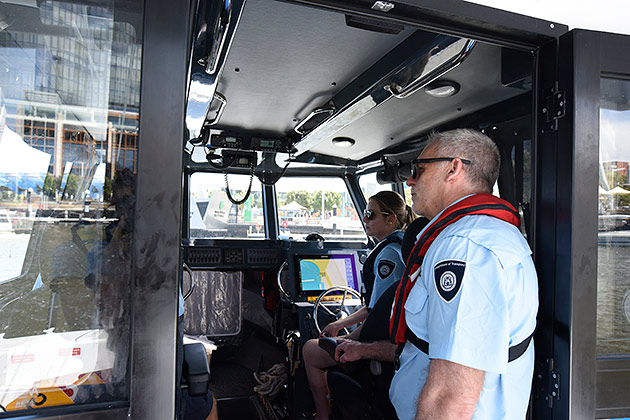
[205,92,227,126]
[385,39,476,99]
[294,105,336,135]
[203,0,233,75]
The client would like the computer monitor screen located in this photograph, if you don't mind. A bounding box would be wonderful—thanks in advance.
[296,254,359,295]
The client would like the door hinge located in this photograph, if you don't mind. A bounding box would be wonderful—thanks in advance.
[545,357,561,408]
[541,83,566,132]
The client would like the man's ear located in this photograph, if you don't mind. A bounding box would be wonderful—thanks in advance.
[445,158,466,183]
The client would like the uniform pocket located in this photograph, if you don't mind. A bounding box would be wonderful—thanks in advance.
[404,283,428,316]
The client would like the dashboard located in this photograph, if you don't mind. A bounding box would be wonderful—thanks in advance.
[182,239,368,300]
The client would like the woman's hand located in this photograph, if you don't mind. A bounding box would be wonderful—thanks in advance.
[320,321,342,337]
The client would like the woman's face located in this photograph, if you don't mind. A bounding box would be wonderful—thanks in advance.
[363,199,396,241]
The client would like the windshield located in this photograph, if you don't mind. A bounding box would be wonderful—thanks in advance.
[189,172,265,239]
[274,176,366,242]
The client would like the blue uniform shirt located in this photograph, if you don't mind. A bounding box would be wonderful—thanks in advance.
[368,230,405,309]
[389,212,538,420]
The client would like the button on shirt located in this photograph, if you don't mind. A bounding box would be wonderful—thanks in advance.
[368,231,405,309]
[389,214,538,420]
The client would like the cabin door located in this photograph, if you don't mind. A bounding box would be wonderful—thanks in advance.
[549,29,630,420]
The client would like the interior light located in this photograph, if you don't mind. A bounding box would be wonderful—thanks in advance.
[424,80,460,98]
[332,137,355,148]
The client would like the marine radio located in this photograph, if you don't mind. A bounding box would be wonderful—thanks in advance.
[209,133,295,153]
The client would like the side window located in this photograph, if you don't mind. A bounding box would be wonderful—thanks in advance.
[0,0,142,412]
[403,183,413,208]
[359,172,392,201]
[189,172,265,239]
[598,77,630,356]
[274,177,366,241]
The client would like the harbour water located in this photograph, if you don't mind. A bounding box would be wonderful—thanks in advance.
[597,244,630,355]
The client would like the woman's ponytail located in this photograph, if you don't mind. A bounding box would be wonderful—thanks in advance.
[400,204,418,230]
[369,191,418,231]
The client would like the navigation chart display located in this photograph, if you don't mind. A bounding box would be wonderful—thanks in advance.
[297,254,358,294]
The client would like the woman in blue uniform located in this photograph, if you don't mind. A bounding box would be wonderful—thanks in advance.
[303,190,416,420]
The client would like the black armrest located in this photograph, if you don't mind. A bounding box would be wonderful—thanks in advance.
[318,337,351,372]
[183,342,210,397]
[318,337,337,360]
[319,337,384,377]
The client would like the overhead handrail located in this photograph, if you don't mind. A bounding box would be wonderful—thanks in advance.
[204,92,227,126]
[185,0,244,139]
[385,39,476,99]
[294,105,336,135]
[203,0,233,75]
[293,34,476,155]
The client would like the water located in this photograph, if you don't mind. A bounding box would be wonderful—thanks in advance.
[0,232,30,282]
[597,244,630,355]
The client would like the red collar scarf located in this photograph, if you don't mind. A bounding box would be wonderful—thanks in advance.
[389,193,521,344]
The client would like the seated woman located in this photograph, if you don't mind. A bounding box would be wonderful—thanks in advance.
[302,191,416,420]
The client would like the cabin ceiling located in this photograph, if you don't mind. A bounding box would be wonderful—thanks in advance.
[212,0,416,134]
[306,42,519,160]
[198,0,532,162]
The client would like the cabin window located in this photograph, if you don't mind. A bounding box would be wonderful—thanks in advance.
[0,0,142,412]
[359,172,392,201]
[189,172,265,239]
[274,176,366,241]
[597,77,630,356]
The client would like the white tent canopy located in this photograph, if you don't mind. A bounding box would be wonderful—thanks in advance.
[609,186,630,194]
[0,126,51,176]
[279,201,306,211]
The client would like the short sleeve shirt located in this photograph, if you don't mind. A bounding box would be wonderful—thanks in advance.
[368,230,405,309]
[389,213,538,420]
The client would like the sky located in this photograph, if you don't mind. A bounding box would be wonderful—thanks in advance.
[601,109,630,163]
[464,0,630,35]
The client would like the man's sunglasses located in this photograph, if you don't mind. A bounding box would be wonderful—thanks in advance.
[409,157,472,180]
[363,209,390,220]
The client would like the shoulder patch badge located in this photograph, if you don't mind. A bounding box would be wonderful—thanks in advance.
[434,260,466,302]
[378,259,396,279]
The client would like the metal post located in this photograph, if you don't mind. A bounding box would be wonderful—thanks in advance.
[129,0,191,418]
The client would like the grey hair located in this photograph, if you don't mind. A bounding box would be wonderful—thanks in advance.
[425,128,500,193]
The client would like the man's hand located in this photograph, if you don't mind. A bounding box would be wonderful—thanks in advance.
[334,340,366,363]
[334,340,398,363]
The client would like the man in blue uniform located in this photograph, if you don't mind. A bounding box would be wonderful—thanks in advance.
[335,128,538,419]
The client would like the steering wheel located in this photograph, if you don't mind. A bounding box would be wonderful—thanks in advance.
[305,232,325,241]
[313,286,363,335]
